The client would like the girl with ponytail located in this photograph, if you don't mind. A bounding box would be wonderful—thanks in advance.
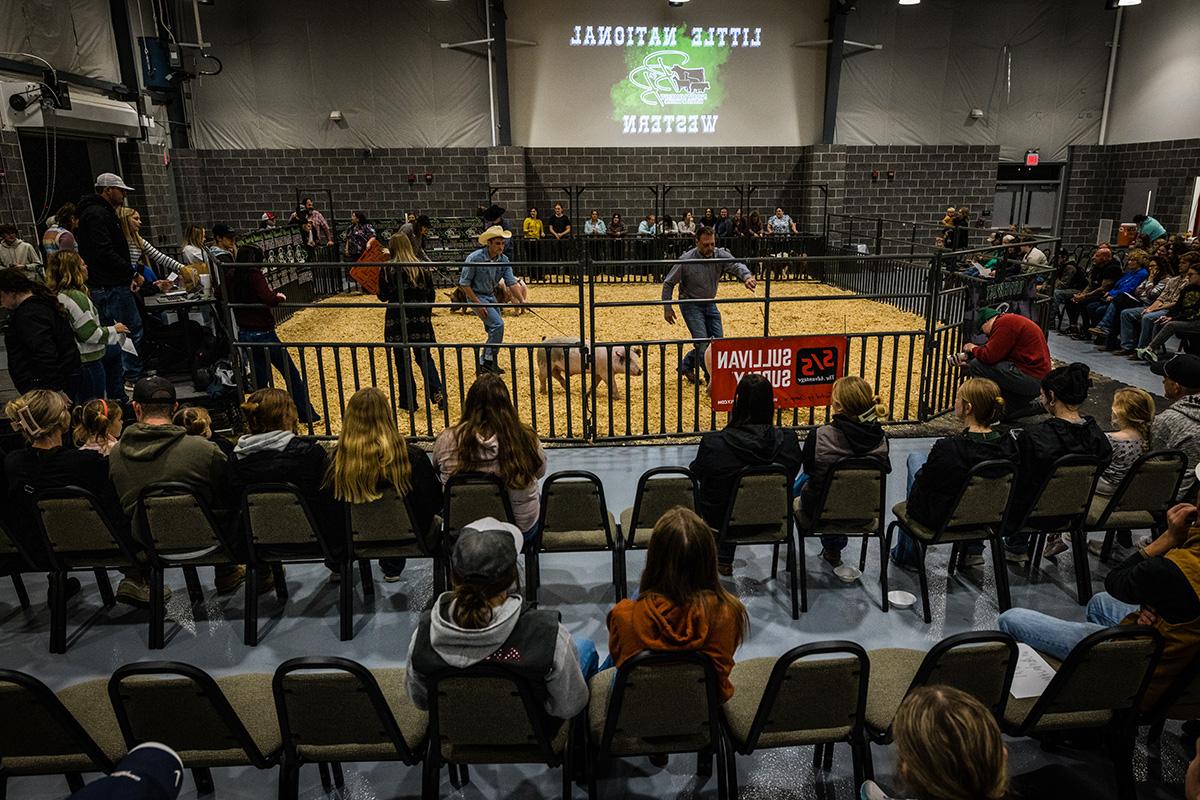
[73,398,124,455]
[798,375,891,570]
[891,378,1020,570]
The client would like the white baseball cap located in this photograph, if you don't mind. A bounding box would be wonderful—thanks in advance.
[95,172,134,191]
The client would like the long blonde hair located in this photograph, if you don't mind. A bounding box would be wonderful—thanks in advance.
[1112,387,1155,451]
[324,387,412,502]
[182,224,205,250]
[45,251,89,295]
[387,232,427,286]
[831,376,888,424]
[117,207,147,265]
[893,686,1007,800]
[957,377,1005,426]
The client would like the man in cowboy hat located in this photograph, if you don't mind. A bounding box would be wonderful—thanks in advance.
[460,225,519,374]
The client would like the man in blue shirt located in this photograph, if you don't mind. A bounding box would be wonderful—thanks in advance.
[460,226,518,374]
[1134,213,1167,243]
[661,227,757,382]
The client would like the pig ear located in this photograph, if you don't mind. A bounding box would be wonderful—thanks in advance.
[613,346,626,362]
[632,345,643,357]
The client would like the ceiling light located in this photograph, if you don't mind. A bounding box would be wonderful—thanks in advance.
[898,0,921,5]
[1106,0,1141,7]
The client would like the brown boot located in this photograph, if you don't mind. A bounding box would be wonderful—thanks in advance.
[214,564,247,594]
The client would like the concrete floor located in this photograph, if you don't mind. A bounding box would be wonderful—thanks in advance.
[0,333,1193,799]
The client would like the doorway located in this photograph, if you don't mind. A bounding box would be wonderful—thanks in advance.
[18,131,118,231]
[992,163,1064,235]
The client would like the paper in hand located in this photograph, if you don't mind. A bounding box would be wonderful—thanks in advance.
[120,336,139,356]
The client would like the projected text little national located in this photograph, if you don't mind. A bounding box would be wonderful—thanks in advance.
[569,26,762,48]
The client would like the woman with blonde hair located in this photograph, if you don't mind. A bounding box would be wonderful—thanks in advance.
[379,233,445,411]
[180,224,207,265]
[117,206,184,289]
[324,387,442,581]
[891,378,1019,570]
[798,375,891,569]
[44,250,128,401]
[861,685,1007,800]
[4,389,149,603]
[432,373,547,540]
[607,507,749,701]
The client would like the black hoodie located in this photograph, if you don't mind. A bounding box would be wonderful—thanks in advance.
[799,414,891,507]
[1007,415,1112,529]
[75,193,134,288]
[690,424,803,528]
[907,430,1020,529]
[4,294,81,394]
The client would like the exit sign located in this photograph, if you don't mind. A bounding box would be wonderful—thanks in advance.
[1025,150,1040,167]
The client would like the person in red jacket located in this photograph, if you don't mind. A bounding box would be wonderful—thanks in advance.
[957,306,1051,413]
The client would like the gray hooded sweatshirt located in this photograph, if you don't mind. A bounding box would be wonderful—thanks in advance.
[405,593,588,719]
[1153,394,1200,499]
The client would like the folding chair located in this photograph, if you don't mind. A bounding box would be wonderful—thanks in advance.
[717,465,799,619]
[33,487,142,653]
[108,661,281,796]
[529,471,623,604]
[587,650,727,799]
[618,467,699,551]
[793,457,888,612]
[443,472,516,547]
[136,482,243,649]
[0,669,123,796]
[1002,627,1162,800]
[273,657,426,799]
[721,642,872,794]
[0,517,32,609]
[885,459,1016,622]
[1079,450,1186,564]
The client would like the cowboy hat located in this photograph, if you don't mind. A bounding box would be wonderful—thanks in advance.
[477,225,512,245]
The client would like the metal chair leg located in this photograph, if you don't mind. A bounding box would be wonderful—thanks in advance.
[148,568,165,650]
[318,761,333,793]
[858,536,868,571]
[917,544,932,624]
[272,563,288,600]
[990,534,1013,613]
[1069,526,1093,605]
[244,566,259,647]
[49,571,67,654]
[10,574,29,609]
[331,761,345,789]
[358,559,374,597]
[193,767,214,795]
[94,569,115,606]
[947,543,960,577]
[879,525,891,612]
[339,560,354,641]
[1100,529,1115,563]
[183,566,204,605]
[798,532,809,613]
[66,773,85,792]
[525,549,539,605]
[787,533,799,619]
[770,543,780,579]
[822,740,834,770]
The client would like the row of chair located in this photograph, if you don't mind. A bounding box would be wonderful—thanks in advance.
[1,448,1187,654]
[3,625,1190,800]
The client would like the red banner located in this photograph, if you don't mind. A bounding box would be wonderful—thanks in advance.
[709,335,848,412]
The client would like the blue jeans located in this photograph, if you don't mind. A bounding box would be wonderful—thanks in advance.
[77,360,106,404]
[1120,307,1166,349]
[573,636,600,680]
[91,286,143,383]
[394,346,444,410]
[679,302,723,377]
[892,451,984,566]
[474,293,504,363]
[1085,300,1107,327]
[237,329,319,420]
[997,592,1137,661]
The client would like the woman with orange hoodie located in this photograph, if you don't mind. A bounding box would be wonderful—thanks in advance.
[606,506,749,702]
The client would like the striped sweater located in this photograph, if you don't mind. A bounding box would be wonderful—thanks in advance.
[129,239,185,277]
[57,289,123,362]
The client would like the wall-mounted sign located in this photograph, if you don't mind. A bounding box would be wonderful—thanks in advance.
[709,335,847,412]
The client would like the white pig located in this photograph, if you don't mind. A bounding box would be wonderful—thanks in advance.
[536,336,643,399]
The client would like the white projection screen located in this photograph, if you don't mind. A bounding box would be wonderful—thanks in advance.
[506,0,827,147]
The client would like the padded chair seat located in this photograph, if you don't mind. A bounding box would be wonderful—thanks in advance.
[1085,494,1156,530]
[722,658,852,749]
[864,648,925,733]
[129,673,280,768]
[618,509,652,549]
[541,513,619,552]
[291,668,428,763]
[588,668,712,756]
[0,678,126,776]
[793,497,876,535]
[355,542,428,560]
[1000,653,1112,731]
[890,502,993,543]
[60,555,137,570]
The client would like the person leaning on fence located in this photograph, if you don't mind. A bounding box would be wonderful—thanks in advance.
[380,233,446,411]
[584,209,606,236]
[405,515,595,718]
[661,227,757,383]
[459,225,519,375]
[223,244,320,423]
[690,373,803,577]
[954,306,1050,415]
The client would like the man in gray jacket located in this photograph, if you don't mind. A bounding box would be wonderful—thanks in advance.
[1152,354,1200,499]
[661,227,757,382]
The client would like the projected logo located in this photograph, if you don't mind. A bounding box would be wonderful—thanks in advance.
[628,51,709,107]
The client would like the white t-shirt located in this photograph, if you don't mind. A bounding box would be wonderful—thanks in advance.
[182,244,206,264]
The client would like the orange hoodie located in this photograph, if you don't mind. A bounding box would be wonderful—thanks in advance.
[606,593,742,702]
